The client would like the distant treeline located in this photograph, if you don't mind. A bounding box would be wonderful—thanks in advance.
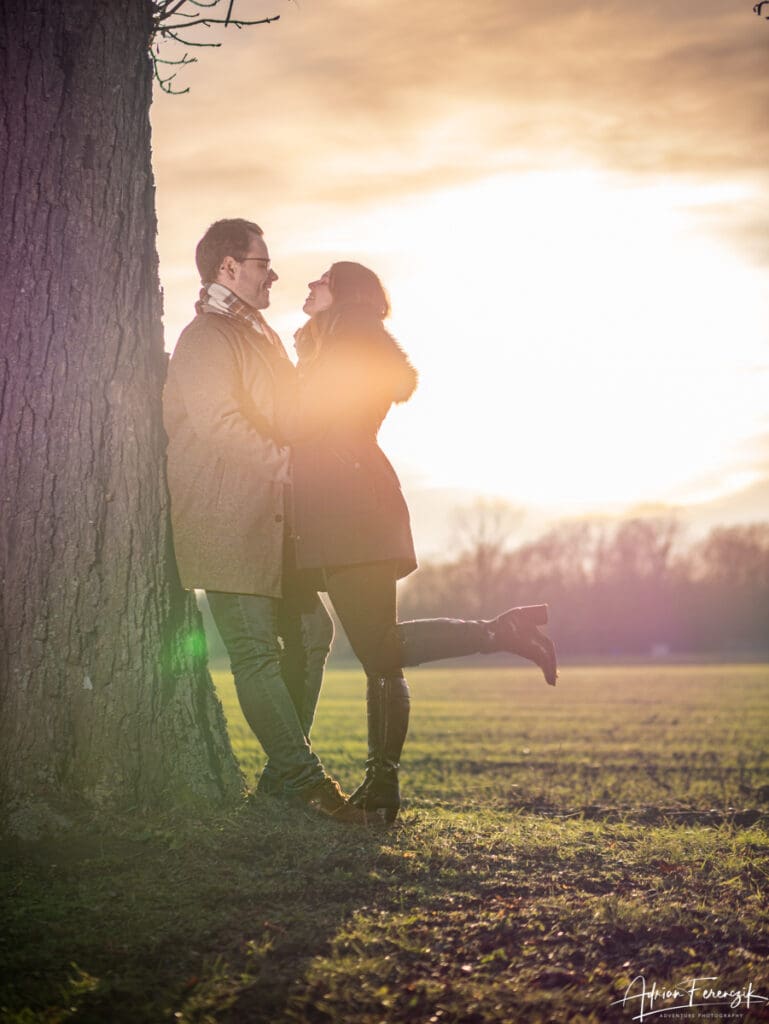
[199,518,769,664]
[397,519,769,658]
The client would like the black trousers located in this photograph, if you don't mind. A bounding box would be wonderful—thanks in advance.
[323,562,402,677]
[322,561,489,678]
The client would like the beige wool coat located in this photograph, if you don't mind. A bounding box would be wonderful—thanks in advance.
[163,312,292,597]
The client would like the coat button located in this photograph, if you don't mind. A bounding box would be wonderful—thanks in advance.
[275,514,284,523]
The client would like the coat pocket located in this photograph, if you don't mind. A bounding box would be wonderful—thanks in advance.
[327,447,379,512]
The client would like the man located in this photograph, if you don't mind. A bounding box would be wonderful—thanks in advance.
[163,218,365,824]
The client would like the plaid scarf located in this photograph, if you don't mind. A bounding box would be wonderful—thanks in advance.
[196,283,286,352]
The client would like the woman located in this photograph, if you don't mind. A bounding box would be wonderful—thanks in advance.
[285,262,557,823]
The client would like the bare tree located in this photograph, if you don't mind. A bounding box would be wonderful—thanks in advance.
[594,517,682,584]
[450,499,525,617]
[688,524,769,650]
[0,0,275,834]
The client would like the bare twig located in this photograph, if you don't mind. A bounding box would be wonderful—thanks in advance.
[161,15,279,31]
[154,1,191,21]
[153,51,196,94]
[154,51,198,65]
[158,33,222,49]
[150,0,280,93]
[156,0,220,17]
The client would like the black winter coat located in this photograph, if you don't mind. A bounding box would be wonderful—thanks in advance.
[285,304,418,579]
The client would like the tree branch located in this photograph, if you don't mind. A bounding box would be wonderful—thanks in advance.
[154,1,195,21]
[157,32,222,49]
[155,0,221,18]
[161,15,279,31]
[150,0,281,93]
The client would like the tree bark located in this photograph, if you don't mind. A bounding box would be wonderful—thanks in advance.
[0,0,243,833]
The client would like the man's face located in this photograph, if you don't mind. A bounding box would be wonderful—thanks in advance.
[216,232,278,309]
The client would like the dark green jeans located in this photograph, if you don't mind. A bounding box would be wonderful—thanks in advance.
[207,580,333,797]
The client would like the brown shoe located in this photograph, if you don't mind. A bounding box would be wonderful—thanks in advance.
[300,777,369,825]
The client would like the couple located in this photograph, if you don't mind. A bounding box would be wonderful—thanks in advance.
[163,217,557,826]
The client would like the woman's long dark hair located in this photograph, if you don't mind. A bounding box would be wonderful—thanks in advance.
[296,261,391,362]
[326,261,390,320]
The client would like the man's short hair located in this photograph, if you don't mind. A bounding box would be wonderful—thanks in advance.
[195,218,263,284]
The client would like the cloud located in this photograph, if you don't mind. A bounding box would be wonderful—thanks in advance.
[148,1,769,544]
[152,0,769,385]
[153,0,769,194]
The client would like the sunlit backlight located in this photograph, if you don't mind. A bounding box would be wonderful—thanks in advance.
[346,169,769,512]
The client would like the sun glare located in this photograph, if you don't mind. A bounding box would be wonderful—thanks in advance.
[357,169,769,512]
[161,165,767,519]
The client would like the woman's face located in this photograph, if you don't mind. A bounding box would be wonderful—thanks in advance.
[303,271,334,316]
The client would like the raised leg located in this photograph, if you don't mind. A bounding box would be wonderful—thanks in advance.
[396,605,557,686]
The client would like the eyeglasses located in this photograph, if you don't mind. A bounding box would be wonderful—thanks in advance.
[240,256,271,270]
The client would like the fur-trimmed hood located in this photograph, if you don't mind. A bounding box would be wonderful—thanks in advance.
[295,303,418,406]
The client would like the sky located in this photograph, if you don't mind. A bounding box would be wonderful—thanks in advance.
[150,0,769,556]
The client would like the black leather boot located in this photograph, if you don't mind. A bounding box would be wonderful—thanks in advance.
[396,604,557,686]
[484,605,557,686]
[349,675,410,824]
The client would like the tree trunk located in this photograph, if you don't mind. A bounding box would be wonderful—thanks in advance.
[0,0,243,834]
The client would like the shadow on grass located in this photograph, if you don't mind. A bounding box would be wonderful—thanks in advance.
[2,799,769,1024]
[0,798,399,1024]
[274,809,769,1024]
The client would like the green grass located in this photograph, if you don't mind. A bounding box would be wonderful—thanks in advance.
[1,665,768,1023]
[247,664,769,815]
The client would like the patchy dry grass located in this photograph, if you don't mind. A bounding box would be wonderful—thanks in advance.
[291,664,769,816]
[1,664,768,1023]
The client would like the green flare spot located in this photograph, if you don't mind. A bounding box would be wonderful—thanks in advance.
[183,630,208,660]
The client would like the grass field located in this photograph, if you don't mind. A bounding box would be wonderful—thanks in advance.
[2,664,768,1023]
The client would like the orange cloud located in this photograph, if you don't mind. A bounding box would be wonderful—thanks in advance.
[152,0,768,273]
